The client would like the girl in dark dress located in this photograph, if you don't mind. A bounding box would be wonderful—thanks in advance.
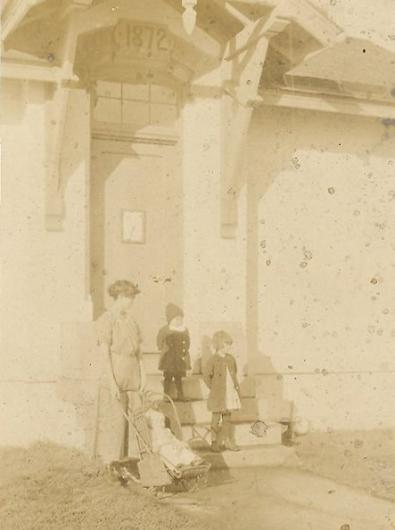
[203,330,241,452]
[157,304,191,401]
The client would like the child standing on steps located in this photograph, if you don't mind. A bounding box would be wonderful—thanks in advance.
[203,330,241,452]
[157,304,191,401]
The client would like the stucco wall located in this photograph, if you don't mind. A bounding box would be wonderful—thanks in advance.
[0,80,90,446]
[1,79,394,446]
[182,94,248,373]
[246,105,395,430]
[90,138,184,351]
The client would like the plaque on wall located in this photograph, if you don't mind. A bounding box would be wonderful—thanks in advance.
[112,19,174,58]
[122,210,146,244]
[79,20,174,64]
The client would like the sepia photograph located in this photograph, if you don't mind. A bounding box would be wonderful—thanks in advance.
[0,0,395,528]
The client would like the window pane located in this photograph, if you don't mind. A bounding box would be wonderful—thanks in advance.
[122,83,149,101]
[150,103,178,127]
[96,81,121,98]
[150,84,177,104]
[94,97,122,123]
[122,100,150,127]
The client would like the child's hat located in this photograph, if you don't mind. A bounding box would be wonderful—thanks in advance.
[212,330,233,350]
[166,303,184,323]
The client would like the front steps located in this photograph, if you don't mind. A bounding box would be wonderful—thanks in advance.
[164,397,270,424]
[143,352,294,468]
[182,421,284,448]
[196,445,296,469]
[145,373,256,399]
[57,324,294,468]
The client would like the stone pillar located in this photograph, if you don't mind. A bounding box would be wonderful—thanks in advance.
[57,87,94,390]
[181,86,248,374]
[59,87,93,322]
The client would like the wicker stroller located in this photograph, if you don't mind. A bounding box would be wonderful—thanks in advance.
[115,391,211,494]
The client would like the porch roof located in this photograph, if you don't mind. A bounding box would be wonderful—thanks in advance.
[1,0,395,110]
[284,38,395,101]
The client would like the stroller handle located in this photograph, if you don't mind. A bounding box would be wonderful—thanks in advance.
[117,389,184,443]
[141,390,184,442]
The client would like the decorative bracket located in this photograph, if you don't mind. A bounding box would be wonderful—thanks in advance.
[182,0,197,35]
[45,1,93,231]
[221,8,290,237]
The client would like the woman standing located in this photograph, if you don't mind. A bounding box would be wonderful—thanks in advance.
[94,280,145,465]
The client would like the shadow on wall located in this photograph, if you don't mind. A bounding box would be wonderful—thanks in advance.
[0,79,48,125]
[89,131,160,319]
[194,321,248,376]
[242,106,395,428]
[191,321,294,437]
[245,107,395,363]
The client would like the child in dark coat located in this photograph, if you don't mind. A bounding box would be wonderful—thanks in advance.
[203,330,241,452]
[157,304,191,401]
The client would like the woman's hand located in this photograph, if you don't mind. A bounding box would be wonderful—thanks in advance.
[110,379,120,400]
[139,359,147,391]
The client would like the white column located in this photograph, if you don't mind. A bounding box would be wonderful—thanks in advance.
[60,88,93,322]
[181,91,248,373]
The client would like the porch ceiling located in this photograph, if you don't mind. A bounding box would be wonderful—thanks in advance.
[284,38,395,101]
[3,1,394,106]
[2,0,336,59]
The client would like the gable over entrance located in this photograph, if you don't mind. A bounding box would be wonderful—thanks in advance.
[1,0,394,233]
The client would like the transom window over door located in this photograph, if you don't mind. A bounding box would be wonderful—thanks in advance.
[93,81,178,129]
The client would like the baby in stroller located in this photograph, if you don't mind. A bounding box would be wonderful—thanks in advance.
[143,396,204,472]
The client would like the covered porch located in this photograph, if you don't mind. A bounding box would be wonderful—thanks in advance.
[1,0,395,453]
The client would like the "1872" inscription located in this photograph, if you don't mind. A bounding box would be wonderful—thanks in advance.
[112,20,173,56]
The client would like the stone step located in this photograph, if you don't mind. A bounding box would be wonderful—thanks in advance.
[162,397,270,425]
[252,374,294,422]
[143,352,161,374]
[181,421,283,448]
[145,373,256,399]
[197,444,296,469]
[57,376,257,407]
[262,399,293,423]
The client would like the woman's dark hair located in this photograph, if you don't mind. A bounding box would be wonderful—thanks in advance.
[108,280,140,299]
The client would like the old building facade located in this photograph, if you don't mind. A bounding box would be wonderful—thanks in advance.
[1,0,395,451]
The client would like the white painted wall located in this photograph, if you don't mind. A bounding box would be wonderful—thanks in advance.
[91,138,184,351]
[0,80,91,446]
[312,0,395,52]
[1,78,394,446]
[182,94,248,373]
[246,105,395,430]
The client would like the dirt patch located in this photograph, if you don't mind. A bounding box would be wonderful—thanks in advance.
[296,430,395,502]
[0,443,217,530]
[2,433,394,529]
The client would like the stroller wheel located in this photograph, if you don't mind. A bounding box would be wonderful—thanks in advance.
[146,486,161,497]
[197,473,208,488]
[107,462,120,479]
[108,462,128,486]
[181,478,199,493]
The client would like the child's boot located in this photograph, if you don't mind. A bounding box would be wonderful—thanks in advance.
[176,391,186,402]
[223,417,240,452]
[216,425,226,452]
[211,440,222,453]
[175,376,187,401]
[224,438,240,452]
[163,374,172,397]
[211,420,224,452]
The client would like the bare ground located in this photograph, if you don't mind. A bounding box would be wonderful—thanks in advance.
[0,442,216,530]
[295,429,395,502]
[1,430,394,529]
